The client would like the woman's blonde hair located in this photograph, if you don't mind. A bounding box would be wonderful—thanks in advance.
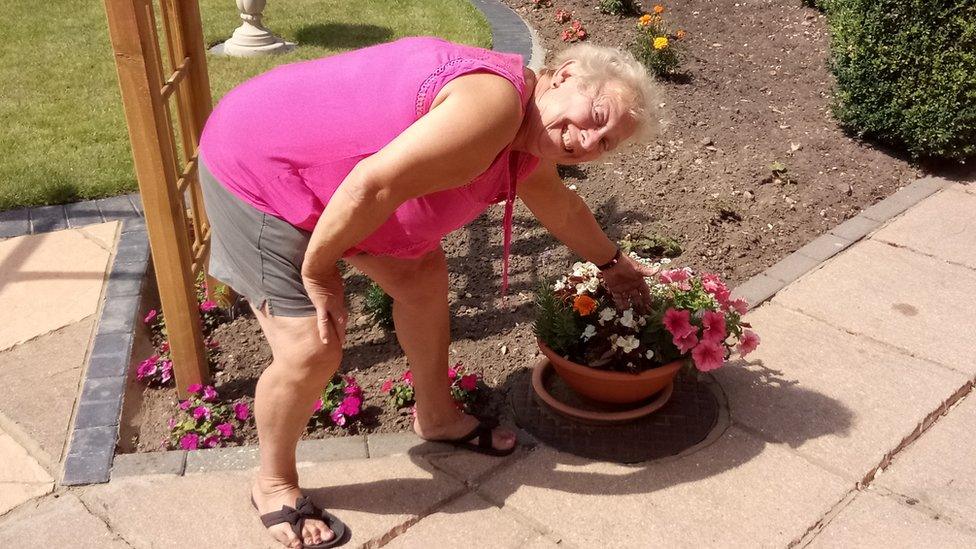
[546,43,666,147]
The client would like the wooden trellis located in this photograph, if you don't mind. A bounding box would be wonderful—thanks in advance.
[104,0,216,397]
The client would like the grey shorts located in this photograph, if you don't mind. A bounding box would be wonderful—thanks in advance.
[200,157,317,317]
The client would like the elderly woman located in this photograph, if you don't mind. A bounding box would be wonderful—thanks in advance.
[199,36,662,548]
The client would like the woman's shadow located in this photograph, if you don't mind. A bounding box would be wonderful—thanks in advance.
[294,23,393,50]
[305,358,855,518]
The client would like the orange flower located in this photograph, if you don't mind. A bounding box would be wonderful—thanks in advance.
[676,29,687,39]
[573,295,598,316]
[638,14,653,27]
[653,4,665,14]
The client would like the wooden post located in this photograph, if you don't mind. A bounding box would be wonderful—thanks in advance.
[104,0,209,396]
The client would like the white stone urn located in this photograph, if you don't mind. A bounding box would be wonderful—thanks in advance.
[211,0,294,57]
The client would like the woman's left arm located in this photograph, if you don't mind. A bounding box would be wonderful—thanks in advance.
[517,161,657,310]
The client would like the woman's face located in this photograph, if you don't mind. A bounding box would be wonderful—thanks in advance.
[528,62,638,164]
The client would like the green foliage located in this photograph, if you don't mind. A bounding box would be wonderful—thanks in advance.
[364,282,394,329]
[619,232,682,258]
[826,0,976,160]
[533,283,583,356]
[389,383,415,409]
[630,13,686,77]
[599,0,643,16]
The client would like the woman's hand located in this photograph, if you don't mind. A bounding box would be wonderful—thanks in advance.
[601,254,660,312]
[302,265,347,346]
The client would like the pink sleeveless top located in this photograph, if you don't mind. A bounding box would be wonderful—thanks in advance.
[200,37,540,293]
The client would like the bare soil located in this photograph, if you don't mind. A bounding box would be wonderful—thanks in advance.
[126,0,921,452]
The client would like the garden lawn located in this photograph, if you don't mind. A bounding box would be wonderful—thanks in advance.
[0,0,490,211]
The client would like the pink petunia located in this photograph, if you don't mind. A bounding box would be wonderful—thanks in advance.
[199,300,217,313]
[203,435,221,448]
[192,406,211,420]
[339,396,362,417]
[448,368,458,380]
[233,402,251,421]
[381,379,393,393]
[202,385,218,402]
[137,357,158,380]
[701,311,728,344]
[178,399,191,411]
[729,298,749,315]
[674,331,699,354]
[186,384,203,395]
[330,410,347,427]
[692,339,725,372]
[160,341,170,354]
[312,399,323,413]
[143,309,158,324]
[659,268,691,284]
[662,308,696,339]
[216,422,234,438]
[402,370,413,385]
[179,433,199,450]
[160,361,173,383]
[344,384,362,396]
[459,374,478,392]
[738,330,761,357]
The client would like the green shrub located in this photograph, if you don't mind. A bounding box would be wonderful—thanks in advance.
[827,0,976,160]
[364,282,394,329]
[599,0,642,16]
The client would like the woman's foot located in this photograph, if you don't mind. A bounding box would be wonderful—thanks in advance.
[413,411,517,453]
[252,481,334,548]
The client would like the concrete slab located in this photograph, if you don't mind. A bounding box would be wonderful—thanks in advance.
[0,221,117,351]
[0,431,53,515]
[873,189,976,269]
[713,303,968,482]
[479,428,851,547]
[425,448,526,485]
[0,319,94,463]
[385,493,541,549]
[0,493,129,548]
[82,455,465,547]
[773,239,976,376]
[811,491,976,548]
[877,395,976,530]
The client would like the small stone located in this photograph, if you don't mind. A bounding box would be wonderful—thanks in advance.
[464,292,472,298]
[500,345,508,355]
[699,136,713,146]
[568,184,578,191]
[743,190,755,200]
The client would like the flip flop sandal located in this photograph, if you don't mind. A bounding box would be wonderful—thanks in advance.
[431,417,518,457]
[251,495,349,548]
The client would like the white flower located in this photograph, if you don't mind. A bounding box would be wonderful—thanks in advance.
[645,350,655,360]
[661,257,672,264]
[553,278,567,291]
[575,277,600,295]
[618,309,636,329]
[581,325,596,341]
[598,308,616,325]
[571,261,600,279]
[616,335,640,354]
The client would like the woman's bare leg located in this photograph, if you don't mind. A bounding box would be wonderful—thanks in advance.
[347,249,515,450]
[250,306,342,548]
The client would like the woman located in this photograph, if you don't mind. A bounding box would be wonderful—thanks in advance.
[200,36,663,548]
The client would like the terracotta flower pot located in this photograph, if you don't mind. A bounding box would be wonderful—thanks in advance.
[537,340,683,404]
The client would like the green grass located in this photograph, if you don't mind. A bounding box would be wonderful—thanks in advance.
[0,0,490,211]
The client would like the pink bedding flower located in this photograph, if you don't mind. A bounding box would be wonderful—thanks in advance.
[339,396,362,417]
[203,435,221,448]
[701,311,728,343]
[692,339,725,372]
[381,379,394,393]
[178,400,191,411]
[729,298,749,315]
[143,309,158,324]
[179,433,199,450]
[202,385,218,402]
[233,402,250,421]
[186,384,203,395]
[160,360,173,383]
[216,422,234,438]
[192,406,211,420]
[662,308,696,339]
[199,300,217,312]
[330,410,347,427]
[459,374,478,392]
[402,370,413,385]
[659,268,691,284]
[136,357,158,380]
[674,331,699,354]
[738,330,760,357]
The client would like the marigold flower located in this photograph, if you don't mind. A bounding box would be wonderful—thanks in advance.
[676,29,687,39]
[573,294,598,316]
[653,4,665,14]
[654,36,669,50]
[638,14,653,27]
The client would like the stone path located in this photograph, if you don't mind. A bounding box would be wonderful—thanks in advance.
[1,175,975,548]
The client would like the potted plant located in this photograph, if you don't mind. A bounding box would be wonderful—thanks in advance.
[534,255,760,404]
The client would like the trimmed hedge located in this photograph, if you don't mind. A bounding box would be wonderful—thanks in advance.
[826,0,976,160]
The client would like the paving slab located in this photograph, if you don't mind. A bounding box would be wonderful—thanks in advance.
[872,188,976,270]
[479,428,851,548]
[0,493,129,548]
[385,492,541,548]
[773,239,976,376]
[0,221,117,351]
[811,490,976,548]
[0,319,95,463]
[82,454,465,548]
[876,395,976,530]
[713,303,968,482]
[425,448,524,485]
[0,430,54,515]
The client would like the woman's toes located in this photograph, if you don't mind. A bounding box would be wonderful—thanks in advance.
[271,525,301,549]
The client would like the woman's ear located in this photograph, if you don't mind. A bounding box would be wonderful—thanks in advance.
[551,59,578,88]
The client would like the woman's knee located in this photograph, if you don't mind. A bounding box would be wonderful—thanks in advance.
[389,250,449,307]
[274,340,341,384]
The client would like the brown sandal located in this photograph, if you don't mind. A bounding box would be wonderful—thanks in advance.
[251,495,349,548]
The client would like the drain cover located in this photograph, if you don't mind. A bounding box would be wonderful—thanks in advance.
[509,366,724,463]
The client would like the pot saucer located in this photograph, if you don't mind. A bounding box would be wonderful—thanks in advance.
[531,358,674,424]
